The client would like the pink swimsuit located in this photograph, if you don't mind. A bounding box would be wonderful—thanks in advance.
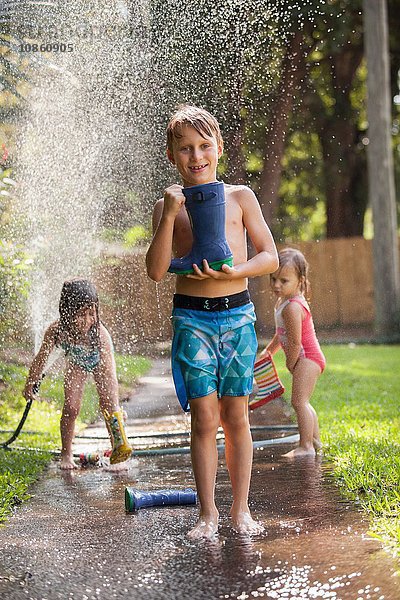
[275,295,326,372]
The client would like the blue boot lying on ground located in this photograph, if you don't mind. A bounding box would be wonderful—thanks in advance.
[168,181,234,275]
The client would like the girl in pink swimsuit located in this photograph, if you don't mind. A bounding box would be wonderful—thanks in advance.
[259,248,326,457]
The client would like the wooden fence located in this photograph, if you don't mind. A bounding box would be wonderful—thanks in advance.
[94,237,382,349]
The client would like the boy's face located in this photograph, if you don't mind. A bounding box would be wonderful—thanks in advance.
[167,124,223,187]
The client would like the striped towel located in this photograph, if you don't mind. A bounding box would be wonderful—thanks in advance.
[249,353,285,410]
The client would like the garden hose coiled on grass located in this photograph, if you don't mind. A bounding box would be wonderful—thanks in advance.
[1,378,42,450]
[1,347,64,450]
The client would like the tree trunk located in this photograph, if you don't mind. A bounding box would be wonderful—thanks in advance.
[319,44,364,237]
[258,30,306,225]
[363,0,400,335]
[321,120,366,237]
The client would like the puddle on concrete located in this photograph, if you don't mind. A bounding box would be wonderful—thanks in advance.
[0,360,398,599]
[0,448,398,600]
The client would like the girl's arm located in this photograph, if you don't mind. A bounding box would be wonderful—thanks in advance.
[281,302,303,373]
[23,323,57,400]
[266,333,282,356]
[258,333,281,358]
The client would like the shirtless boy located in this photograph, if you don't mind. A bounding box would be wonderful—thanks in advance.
[146,104,278,539]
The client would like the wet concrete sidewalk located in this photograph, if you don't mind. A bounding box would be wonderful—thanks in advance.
[0,358,399,599]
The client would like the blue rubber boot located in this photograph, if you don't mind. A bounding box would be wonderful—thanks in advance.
[125,487,197,511]
[168,181,234,275]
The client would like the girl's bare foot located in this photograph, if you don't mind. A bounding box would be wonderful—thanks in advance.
[282,446,316,458]
[231,511,265,535]
[60,456,78,470]
[313,437,323,452]
[188,513,219,540]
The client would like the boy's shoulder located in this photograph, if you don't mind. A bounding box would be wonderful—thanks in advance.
[152,184,256,209]
[224,183,257,206]
[224,183,253,194]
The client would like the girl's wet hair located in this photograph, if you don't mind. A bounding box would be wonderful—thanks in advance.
[274,248,310,297]
[166,104,223,152]
[58,278,100,345]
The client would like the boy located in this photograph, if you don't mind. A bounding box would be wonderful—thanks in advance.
[146,105,278,539]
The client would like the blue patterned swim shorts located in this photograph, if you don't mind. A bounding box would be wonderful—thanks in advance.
[171,297,258,412]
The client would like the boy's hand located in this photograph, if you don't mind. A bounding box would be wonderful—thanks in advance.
[163,184,185,218]
[186,260,238,280]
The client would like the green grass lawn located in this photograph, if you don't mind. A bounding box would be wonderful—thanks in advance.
[274,344,400,558]
[0,352,151,522]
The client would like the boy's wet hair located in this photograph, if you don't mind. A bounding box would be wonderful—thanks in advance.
[166,104,223,152]
[275,248,310,298]
[58,278,100,344]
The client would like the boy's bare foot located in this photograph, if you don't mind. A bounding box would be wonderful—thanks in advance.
[187,513,219,540]
[60,456,78,470]
[282,446,316,458]
[231,511,265,536]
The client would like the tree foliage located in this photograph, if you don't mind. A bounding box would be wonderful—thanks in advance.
[1,0,399,242]
[0,170,29,339]
[148,0,399,240]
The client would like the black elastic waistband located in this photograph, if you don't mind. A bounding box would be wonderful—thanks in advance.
[173,290,250,312]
